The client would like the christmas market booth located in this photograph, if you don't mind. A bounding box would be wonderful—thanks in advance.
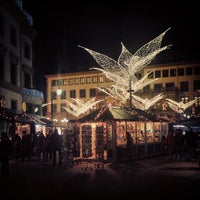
[0,107,52,139]
[65,105,168,163]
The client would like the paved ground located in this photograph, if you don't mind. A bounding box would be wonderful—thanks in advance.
[0,155,200,199]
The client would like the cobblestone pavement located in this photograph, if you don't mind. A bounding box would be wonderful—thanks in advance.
[0,155,200,199]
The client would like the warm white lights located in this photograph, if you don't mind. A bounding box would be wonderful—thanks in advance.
[166,98,196,114]
[79,28,171,111]
[57,89,62,95]
[62,97,104,118]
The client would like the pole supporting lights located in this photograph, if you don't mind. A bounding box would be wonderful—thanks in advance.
[127,78,134,110]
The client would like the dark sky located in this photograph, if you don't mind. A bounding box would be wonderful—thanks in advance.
[22,1,199,91]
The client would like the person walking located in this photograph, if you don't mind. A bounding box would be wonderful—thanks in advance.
[21,130,32,162]
[0,132,12,175]
[50,128,63,166]
[165,131,175,160]
[174,129,185,161]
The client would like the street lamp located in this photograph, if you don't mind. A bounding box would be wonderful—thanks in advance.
[51,85,62,123]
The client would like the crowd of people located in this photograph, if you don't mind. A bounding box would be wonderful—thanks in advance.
[0,128,63,175]
[165,128,200,164]
[1,126,200,176]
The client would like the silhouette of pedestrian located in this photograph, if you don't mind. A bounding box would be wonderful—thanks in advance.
[50,129,63,166]
[21,130,32,162]
[0,132,12,175]
[165,131,175,160]
[126,132,134,161]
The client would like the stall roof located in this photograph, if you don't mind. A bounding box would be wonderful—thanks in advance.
[28,114,53,126]
[0,108,53,125]
[78,105,139,122]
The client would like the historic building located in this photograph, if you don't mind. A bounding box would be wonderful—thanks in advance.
[0,0,44,134]
[45,61,200,126]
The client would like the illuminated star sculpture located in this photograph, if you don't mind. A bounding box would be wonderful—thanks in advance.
[78,28,171,111]
[165,98,196,114]
[62,97,104,118]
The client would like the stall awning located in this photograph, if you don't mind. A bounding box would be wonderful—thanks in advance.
[78,105,139,122]
[28,114,53,126]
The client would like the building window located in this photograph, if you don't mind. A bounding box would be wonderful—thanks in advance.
[154,83,162,92]
[92,76,98,83]
[68,78,73,85]
[60,90,66,99]
[10,62,17,86]
[10,26,17,47]
[24,42,31,60]
[165,82,174,91]
[70,90,76,98]
[24,72,31,88]
[186,67,193,75]
[162,70,168,77]
[63,79,68,85]
[170,69,176,77]
[80,89,86,98]
[99,76,104,83]
[11,99,17,113]
[74,78,79,85]
[180,81,188,92]
[90,88,96,97]
[194,66,200,75]
[178,68,184,76]
[51,80,56,86]
[86,77,91,84]
[80,77,85,84]
[51,91,56,100]
[155,70,161,78]
[57,80,62,86]
[51,80,62,86]
[193,80,200,91]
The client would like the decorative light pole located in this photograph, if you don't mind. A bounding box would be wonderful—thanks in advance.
[127,77,134,110]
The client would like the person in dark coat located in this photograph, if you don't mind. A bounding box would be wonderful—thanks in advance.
[0,132,12,175]
[12,132,22,161]
[50,129,63,166]
[21,130,32,162]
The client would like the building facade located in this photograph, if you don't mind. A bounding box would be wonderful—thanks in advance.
[45,61,200,126]
[0,0,44,134]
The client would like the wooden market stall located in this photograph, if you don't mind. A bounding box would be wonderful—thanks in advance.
[66,105,168,162]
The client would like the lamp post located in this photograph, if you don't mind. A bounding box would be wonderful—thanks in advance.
[51,84,62,124]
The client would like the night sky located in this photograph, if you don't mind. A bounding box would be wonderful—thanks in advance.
[22,1,200,92]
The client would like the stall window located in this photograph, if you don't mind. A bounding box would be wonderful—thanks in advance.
[154,122,161,142]
[116,121,126,147]
[146,122,154,143]
[137,122,145,144]
[126,122,136,144]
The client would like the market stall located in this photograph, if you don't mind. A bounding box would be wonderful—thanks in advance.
[67,105,168,162]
